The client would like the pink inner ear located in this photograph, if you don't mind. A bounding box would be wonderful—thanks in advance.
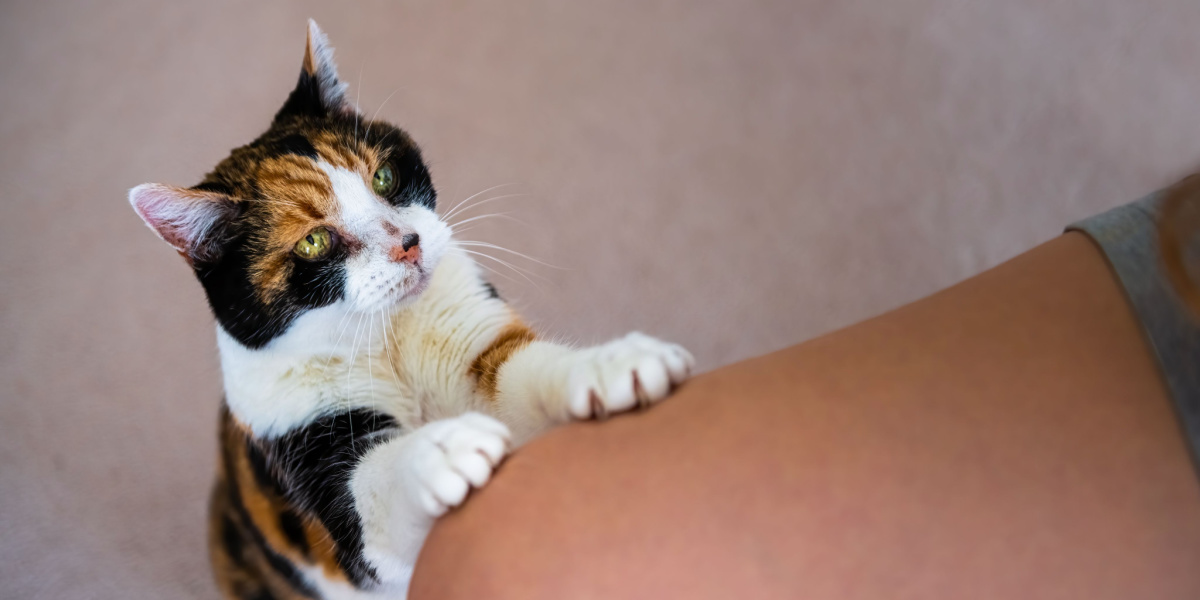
[128,183,228,254]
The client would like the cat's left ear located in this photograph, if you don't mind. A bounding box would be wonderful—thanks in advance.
[128,184,239,263]
[274,19,358,122]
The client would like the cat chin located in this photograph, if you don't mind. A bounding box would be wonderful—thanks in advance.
[381,271,431,310]
[351,266,432,314]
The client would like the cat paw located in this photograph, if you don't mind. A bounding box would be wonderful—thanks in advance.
[403,412,510,517]
[566,332,694,420]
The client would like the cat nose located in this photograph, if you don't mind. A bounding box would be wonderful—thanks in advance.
[401,233,419,251]
[389,233,421,264]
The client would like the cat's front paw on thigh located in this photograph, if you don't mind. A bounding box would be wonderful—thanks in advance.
[404,413,510,517]
[567,332,694,419]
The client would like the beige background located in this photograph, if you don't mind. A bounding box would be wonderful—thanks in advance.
[2,0,1199,597]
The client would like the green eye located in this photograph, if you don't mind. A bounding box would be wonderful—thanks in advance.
[372,163,397,197]
[294,226,334,260]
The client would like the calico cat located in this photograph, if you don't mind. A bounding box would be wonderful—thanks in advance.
[128,20,693,600]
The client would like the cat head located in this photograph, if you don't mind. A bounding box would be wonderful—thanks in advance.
[130,20,447,349]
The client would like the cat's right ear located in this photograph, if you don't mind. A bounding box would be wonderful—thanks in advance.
[128,184,238,263]
[274,19,357,122]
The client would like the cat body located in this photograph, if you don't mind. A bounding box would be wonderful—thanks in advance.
[130,21,691,599]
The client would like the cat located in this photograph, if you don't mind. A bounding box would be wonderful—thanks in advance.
[128,20,692,600]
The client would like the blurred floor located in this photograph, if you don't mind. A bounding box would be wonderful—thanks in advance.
[2,0,1199,597]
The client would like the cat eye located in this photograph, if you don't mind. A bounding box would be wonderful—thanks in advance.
[294,226,334,260]
[372,162,397,197]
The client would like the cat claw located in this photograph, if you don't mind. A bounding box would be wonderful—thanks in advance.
[402,412,511,518]
[567,332,694,420]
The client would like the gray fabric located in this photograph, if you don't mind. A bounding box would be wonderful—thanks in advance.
[1068,194,1200,475]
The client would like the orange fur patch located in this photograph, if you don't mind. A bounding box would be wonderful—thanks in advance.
[310,129,379,176]
[301,515,345,578]
[245,155,334,303]
[211,413,327,599]
[241,135,389,304]
[223,415,349,584]
[470,323,536,399]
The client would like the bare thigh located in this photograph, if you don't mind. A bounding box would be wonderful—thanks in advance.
[411,233,1200,600]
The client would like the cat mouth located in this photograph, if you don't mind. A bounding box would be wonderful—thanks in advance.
[381,266,430,306]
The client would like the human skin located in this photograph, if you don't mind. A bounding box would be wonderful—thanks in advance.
[409,232,1200,600]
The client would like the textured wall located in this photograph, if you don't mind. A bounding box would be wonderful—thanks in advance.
[3,0,1199,597]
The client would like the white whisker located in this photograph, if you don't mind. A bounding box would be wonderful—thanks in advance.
[345,312,367,394]
[470,258,520,285]
[448,212,529,231]
[459,249,545,290]
[456,241,565,270]
[379,310,403,393]
[355,63,364,146]
[441,183,519,221]
[367,313,375,409]
[321,306,359,376]
[369,85,405,130]
[444,193,527,223]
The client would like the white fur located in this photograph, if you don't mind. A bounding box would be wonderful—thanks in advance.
[318,162,452,314]
[348,411,510,597]
[493,333,694,444]
[218,240,694,597]
[218,247,502,438]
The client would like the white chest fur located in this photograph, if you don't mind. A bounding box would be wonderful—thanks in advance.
[218,247,514,438]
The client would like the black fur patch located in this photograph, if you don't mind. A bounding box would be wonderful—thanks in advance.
[221,448,320,598]
[279,509,311,558]
[186,96,434,349]
[197,230,346,349]
[261,544,314,596]
[482,281,501,300]
[275,71,329,123]
[252,409,400,586]
[269,133,318,160]
[221,513,247,564]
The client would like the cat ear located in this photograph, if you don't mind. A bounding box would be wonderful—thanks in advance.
[274,19,357,121]
[129,184,238,262]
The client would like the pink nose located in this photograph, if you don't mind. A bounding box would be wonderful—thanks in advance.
[389,233,421,264]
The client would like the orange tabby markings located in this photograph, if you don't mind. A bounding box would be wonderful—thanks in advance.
[470,323,537,399]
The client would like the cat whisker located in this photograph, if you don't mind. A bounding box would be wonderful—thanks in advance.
[449,211,509,228]
[441,183,519,222]
[368,85,405,134]
[345,311,368,394]
[444,193,528,223]
[459,249,545,291]
[368,313,374,392]
[379,309,403,394]
[470,258,521,286]
[448,212,528,231]
[320,306,360,377]
[363,314,375,443]
[355,63,364,147]
[458,247,544,277]
[456,241,565,270]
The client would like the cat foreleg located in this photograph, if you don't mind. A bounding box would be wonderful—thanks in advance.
[492,332,695,444]
[348,412,510,589]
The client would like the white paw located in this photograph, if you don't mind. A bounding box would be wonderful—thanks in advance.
[402,412,511,518]
[567,332,694,420]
